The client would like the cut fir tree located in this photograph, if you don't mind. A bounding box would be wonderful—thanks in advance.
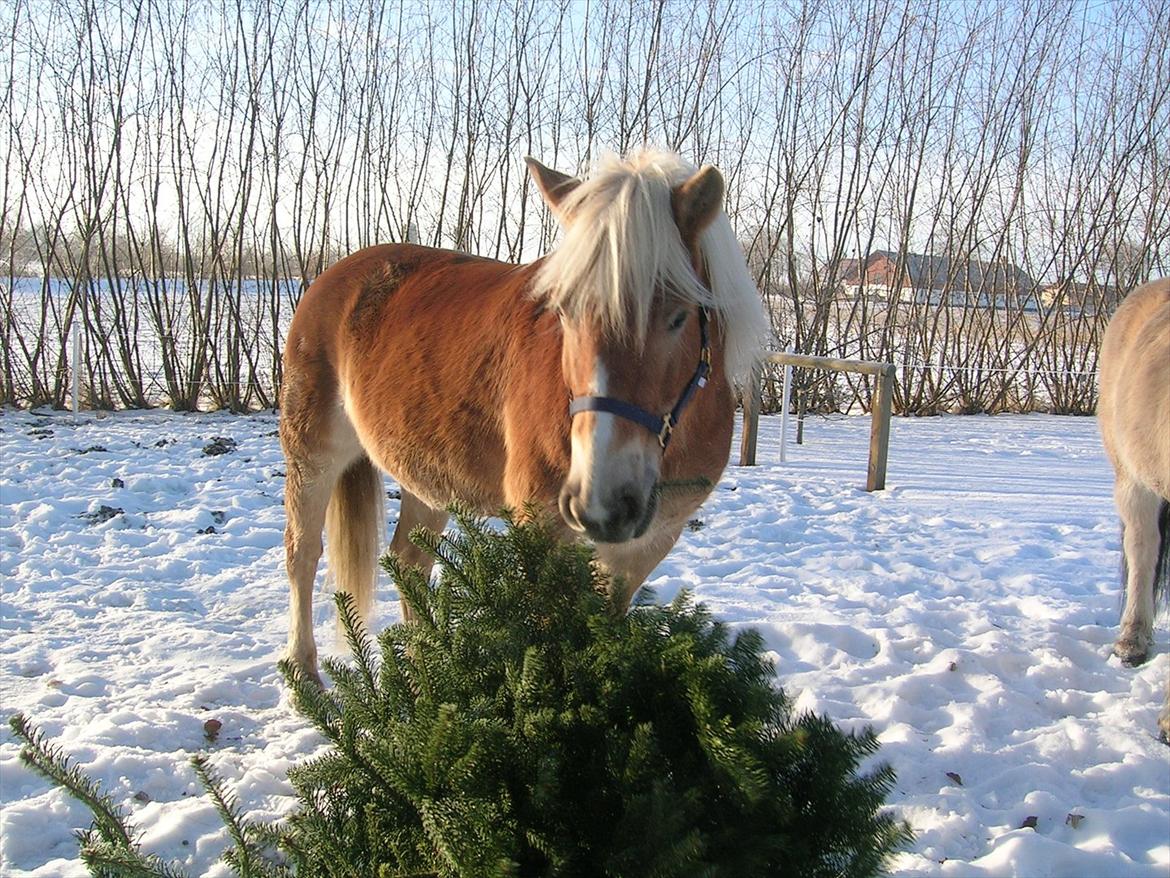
[11,506,911,877]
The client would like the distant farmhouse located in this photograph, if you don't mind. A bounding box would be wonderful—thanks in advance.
[1035,279,1123,315]
[838,250,1038,309]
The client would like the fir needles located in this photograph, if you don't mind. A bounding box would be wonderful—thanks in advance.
[9,507,910,877]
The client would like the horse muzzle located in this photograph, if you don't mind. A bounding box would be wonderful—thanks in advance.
[559,482,658,543]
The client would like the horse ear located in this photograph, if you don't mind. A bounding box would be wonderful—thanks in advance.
[525,157,580,221]
[672,165,725,246]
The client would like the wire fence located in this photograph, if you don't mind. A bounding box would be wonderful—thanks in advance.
[22,312,1107,419]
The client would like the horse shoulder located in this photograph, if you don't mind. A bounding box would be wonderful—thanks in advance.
[499,300,570,507]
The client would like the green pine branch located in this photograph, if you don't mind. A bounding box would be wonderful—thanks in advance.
[9,714,189,878]
[9,507,912,878]
[191,754,291,878]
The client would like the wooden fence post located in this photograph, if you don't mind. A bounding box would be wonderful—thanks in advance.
[739,363,762,466]
[71,322,81,414]
[866,364,895,491]
[738,353,894,490]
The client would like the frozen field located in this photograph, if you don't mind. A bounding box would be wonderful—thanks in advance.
[1,407,1167,876]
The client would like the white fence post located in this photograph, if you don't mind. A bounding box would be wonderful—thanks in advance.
[778,361,793,463]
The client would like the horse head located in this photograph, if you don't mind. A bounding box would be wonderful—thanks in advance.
[526,152,740,544]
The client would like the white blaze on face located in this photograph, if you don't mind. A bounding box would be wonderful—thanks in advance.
[566,356,659,533]
[566,357,611,530]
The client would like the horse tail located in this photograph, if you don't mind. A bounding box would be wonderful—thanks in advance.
[1156,500,1170,611]
[325,456,384,634]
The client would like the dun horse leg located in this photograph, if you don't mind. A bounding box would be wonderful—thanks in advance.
[1160,676,1170,745]
[1114,476,1161,667]
[594,522,686,613]
[388,489,448,620]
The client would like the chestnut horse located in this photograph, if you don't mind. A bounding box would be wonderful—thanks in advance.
[280,149,768,682]
[1097,277,1170,742]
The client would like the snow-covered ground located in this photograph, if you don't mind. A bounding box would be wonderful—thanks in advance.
[1,407,1167,877]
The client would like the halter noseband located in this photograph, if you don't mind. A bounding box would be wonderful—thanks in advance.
[568,307,711,450]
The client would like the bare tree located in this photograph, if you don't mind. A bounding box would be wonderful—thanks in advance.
[1,0,1165,413]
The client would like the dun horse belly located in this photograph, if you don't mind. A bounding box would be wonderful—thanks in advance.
[342,389,504,514]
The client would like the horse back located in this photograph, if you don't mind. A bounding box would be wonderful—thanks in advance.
[283,243,563,511]
[285,244,507,372]
[1099,278,1170,500]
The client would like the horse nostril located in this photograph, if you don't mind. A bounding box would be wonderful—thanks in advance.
[618,488,643,526]
[559,489,587,532]
[561,486,649,543]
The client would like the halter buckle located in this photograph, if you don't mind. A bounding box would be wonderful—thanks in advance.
[658,415,674,449]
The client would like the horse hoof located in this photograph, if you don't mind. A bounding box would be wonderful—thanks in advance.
[283,651,324,689]
[1113,641,1150,667]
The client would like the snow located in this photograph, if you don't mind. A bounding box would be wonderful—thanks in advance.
[2,407,1168,876]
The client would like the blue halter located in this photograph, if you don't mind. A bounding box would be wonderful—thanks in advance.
[568,307,711,450]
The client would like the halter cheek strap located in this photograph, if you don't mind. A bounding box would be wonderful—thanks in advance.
[568,308,711,450]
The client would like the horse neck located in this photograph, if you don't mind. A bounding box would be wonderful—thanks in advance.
[492,279,573,493]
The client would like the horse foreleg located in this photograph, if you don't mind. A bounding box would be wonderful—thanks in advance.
[388,489,448,621]
[1114,476,1162,667]
[594,522,686,613]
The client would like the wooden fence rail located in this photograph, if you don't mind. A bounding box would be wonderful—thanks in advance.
[739,352,896,492]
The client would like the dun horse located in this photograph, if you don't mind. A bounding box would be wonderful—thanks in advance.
[279,149,768,682]
[1097,277,1170,742]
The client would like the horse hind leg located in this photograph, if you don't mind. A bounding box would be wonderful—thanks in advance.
[283,456,339,686]
[1113,475,1163,667]
[1158,502,1170,746]
[283,451,380,682]
[280,363,366,684]
[1160,675,1170,745]
[387,489,448,621]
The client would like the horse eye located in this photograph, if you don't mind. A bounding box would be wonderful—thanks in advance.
[668,309,688,331]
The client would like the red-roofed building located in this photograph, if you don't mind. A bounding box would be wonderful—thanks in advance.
[839,250,1038,309]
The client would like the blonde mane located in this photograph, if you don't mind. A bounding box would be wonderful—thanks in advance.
[531,149,769,385]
